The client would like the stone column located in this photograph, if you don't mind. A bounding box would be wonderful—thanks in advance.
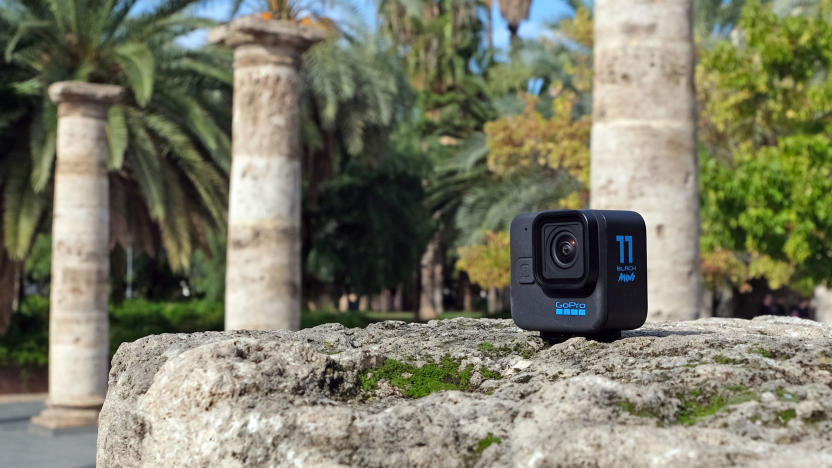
[32,81,123,430]
[813,285,832,322]
[590,0,701,321]
[211,17,325,331]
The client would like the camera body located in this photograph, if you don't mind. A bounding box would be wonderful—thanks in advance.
[510,210,647,334]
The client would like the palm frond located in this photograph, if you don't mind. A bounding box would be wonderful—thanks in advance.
[107,104,128,169]
[113,42,154,106]
[29,98,56,193]
[3,160,46,259]
[4,19,51,62]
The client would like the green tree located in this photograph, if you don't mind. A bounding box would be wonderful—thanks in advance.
[305,147,430,297]
[377,0,494,138]
[698,0,832,294]
[300,35,409,201]
[0,0,231,332]
[377,0,495,319]
[694,0,748,39]
[434,7,593,248]
[298,32,422,303]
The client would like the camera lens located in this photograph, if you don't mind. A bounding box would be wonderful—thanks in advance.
[552,232,579,267]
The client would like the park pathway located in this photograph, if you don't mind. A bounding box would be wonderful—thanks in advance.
[0,395,95,468]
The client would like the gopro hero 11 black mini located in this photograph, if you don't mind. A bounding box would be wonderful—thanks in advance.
[510,210,647,335]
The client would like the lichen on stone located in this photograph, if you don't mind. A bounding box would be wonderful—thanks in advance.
[475,434,501,453]
[617,400,661,420]
[359,355,500,398]
[476,340,535,359]
[676,386,759,425]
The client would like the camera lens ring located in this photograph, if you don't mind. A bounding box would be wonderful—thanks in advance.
[551,231,579,268]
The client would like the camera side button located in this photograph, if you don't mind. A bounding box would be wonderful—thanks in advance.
[517,258,534,284]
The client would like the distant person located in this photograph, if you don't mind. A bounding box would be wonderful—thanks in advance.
[759,294,782,316]
[348,293,359,311]
[775,297,789,316]
[757,294,777,315]
[790,299,812,319]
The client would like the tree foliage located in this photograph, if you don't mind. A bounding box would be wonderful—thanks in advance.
[300,34,409,190]
[305,146,430,295]
[699,0,832,292]
[456,230,511,289]
[0,0,231,271]
[484,92,590,194]
[694,0,748,39]
[441,5,592,253]
[297,28,425,297]
[377,0,494,138]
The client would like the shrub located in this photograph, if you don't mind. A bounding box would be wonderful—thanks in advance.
[0,296,224,365]
[0,295,49,366]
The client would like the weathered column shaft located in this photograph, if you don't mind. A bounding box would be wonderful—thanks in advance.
[590,0,701,321]
[226,43,303,330]
[33,81,122,430]
[212,17,325,331]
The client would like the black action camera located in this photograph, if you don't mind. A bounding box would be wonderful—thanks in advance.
[510,210,647,335]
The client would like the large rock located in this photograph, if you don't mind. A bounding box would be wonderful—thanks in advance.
[97,317,832,467]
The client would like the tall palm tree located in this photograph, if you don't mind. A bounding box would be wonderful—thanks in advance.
[377,0,489,127]
[0,36,34,334]
[300,35,420,305]
[0,0,231,333]
[590,0,701,321]
[377,0,492,319]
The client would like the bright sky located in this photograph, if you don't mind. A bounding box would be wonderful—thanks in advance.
[180,0,576,49]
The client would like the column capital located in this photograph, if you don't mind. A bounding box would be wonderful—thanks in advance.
[48,81,124,106]
[209,16,327,54]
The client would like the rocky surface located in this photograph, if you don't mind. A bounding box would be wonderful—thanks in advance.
[97,317,832,467]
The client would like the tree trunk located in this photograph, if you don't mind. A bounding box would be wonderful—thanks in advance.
[0,194,21,335]
[460,274,472,312]
[0,248,18,335]
[701,288,713,318]
[590,0,701,321]
[213,18,325,331]
[432,246,444,315]
[32,81,122,430]
[393,286,403,311]
[0,256,18,336]
[380,289,392,312]
[418,237,439,321]
[487,287,499,315]
[713,286,733,318]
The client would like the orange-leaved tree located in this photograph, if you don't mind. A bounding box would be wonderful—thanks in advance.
[456,231,511,314]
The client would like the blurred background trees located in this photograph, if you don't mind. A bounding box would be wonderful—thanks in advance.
[698,0,832,315]
[1,0,832,368]
[0,0,231,334]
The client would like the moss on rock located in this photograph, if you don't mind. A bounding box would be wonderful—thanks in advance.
[360,355,501,398]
